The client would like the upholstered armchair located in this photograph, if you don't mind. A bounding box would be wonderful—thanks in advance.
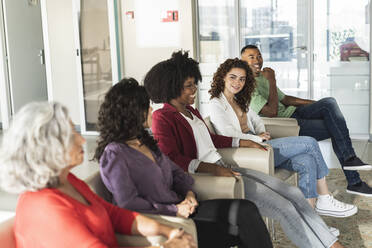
[204,116,299,239]
[85,170,245,247]
[260,117,300,139]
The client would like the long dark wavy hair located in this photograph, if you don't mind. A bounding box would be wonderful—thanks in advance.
[144,50,202,103]
[94,78,159,161]
[209,58,256,112]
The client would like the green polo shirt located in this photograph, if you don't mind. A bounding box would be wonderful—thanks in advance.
[250,75,296,118]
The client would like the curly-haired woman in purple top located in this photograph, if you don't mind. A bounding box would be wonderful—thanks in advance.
[94,78,272,248]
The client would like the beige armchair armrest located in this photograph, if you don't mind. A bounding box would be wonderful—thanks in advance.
[265,124,300,138]
[260,117,300,138]
[190,174,244,200]
[261,117,298,126]
[217,147,274,175]
[116,214,197,247]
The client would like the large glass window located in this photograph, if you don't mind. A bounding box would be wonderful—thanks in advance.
[314,0,370,135]
[197,0,238,116]
[240,0,309,99]
[197,0,370,135]
[79,0,114,132]
[198,0,237,63]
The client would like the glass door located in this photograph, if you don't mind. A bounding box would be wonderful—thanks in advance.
[73,0,120,134]
[240,0,310,99]
[196,0,238,117]
[197,0,310,117]
[313,0,370,136]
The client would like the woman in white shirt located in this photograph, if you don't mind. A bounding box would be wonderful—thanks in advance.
[209,58,356,219]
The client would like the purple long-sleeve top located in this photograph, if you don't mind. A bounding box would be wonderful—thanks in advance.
[99,142,194,216]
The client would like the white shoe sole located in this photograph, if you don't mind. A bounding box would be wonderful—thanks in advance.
[343,165,372,171]
[346,189,372,197]
[315,206,358,218]
[328,227,340,237]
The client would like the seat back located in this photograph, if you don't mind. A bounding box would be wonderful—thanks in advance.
[203,116,216,134]
[85,171,113,202]
[0,217,16,248]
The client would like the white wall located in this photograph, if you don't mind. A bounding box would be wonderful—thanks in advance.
[44,0,80,124]
[120,0,195,82]
[41,0,196,126]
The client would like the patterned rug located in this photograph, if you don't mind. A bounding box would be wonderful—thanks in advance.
[272,169,372,248]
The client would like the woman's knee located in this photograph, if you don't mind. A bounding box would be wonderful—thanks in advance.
[301,136,318,148]
[306,136,318,145]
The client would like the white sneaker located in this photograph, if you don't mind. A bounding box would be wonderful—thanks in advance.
[328,226,340,237]
[315,194,357,218]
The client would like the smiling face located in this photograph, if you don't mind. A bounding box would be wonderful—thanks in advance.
[241,48,263,77]
[68,122,86,167]
[223,67,247,97]
[175,77,198,105]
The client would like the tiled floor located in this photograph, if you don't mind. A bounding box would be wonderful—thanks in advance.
[1,135,372,245]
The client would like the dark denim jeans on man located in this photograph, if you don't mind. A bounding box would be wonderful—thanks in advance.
[291,97,361,186]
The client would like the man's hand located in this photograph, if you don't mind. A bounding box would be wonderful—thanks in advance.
[239,139,268,151]
[258,132,271,141]
[261,67,276,84]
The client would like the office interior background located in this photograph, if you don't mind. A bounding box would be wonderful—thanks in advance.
[0,0,371,138]
[1,1,372,247]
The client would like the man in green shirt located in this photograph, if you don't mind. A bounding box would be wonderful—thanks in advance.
[241,44,372,197]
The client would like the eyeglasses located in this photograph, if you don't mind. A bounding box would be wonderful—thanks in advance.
[184,83,198,89]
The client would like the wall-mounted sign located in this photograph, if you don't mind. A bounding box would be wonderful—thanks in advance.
[162,10,178,22]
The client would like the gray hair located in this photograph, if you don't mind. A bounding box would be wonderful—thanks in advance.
[0,102,73,194]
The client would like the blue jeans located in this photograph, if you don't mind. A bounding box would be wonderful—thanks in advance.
[291,97,361,186]
[266,136,329,198]
[231,167,337,248]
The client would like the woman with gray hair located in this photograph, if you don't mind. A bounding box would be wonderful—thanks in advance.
[0,101,196,248]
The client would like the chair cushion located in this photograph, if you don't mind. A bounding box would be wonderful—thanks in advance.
[85,171,113,203]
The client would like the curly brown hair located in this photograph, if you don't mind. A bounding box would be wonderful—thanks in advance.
[144,50,202,103]
[209,58,256,112]
[93,78,159,161]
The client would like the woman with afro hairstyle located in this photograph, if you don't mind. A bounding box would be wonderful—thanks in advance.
[94,78,273,248]
[144,50,345,248]
[209,58,356,212]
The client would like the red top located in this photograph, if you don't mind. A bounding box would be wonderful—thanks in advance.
[14,173,138,248]
[152,103,233,171]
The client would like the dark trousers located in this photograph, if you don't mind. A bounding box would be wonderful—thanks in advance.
[191,199,272,248]
[291,97,361,186]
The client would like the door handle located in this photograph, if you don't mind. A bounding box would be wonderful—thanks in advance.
[38,49,45,65]
[293,46,307,50]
